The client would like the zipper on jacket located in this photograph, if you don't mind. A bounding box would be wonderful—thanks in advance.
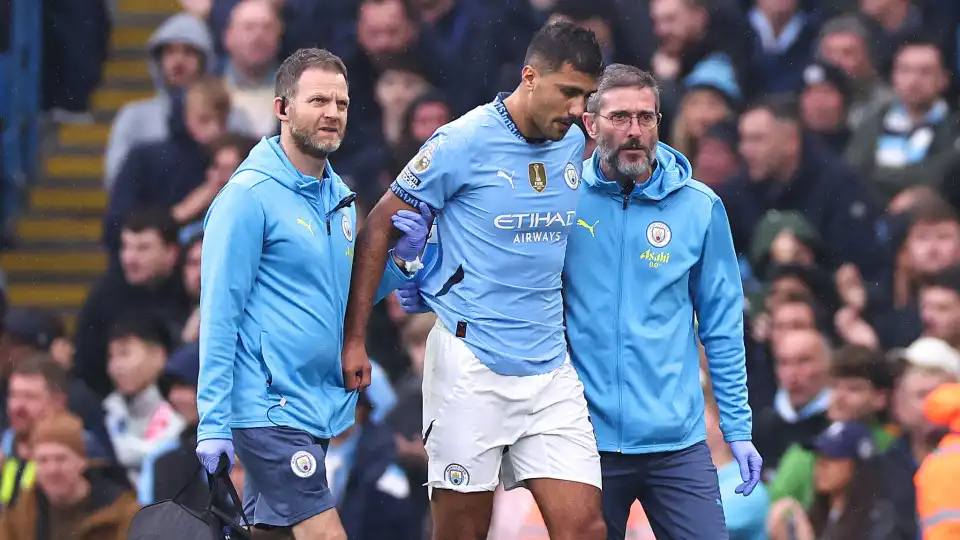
[325,193,357,236]
[615,191,629,451]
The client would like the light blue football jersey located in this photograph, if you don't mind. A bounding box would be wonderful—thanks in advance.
[390,94,586,376]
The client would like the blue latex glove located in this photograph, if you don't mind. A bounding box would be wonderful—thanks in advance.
[396,280,430,314]
[196,438,235,474]
[392,203,432,261]
[730,440,762,496]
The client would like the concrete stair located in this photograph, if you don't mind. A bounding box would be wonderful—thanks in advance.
[1,0,182,331]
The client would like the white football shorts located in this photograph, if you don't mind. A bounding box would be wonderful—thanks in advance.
[421,319,601,496]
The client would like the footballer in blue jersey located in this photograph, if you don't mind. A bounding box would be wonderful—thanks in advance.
[341,22,608,540]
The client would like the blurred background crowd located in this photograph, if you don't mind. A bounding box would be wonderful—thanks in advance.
[3,0,960,538]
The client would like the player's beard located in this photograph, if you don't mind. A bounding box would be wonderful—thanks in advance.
[598,134,655,178]
[289,116,343,159]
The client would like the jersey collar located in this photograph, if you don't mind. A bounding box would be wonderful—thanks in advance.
[493,93,546,144]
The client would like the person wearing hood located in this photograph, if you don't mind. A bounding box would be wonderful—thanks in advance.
[104,12,254,192]
[195,48,428,539]
[103,77,233,259]
[396,63,761,540]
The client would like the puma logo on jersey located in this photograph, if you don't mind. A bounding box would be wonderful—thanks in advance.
[496,169,516,190]
[576,219,599,237]
[296,217,315,236]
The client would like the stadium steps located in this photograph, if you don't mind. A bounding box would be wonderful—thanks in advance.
[1,0,181,333]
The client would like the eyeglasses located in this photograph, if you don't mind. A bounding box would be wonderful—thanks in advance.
[596,111,662,131]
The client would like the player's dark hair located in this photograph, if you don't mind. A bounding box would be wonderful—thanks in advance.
[108,312,174,353]
[275,48,348,102]
[121,207,180,245]
[831,344,895,390]
[10,353,69,396]
[586,63,660,113]
[524,21,604,78]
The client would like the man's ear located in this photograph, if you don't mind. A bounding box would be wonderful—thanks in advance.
[582,113,599,140]
[520,65,538,92]
[274,96,287,121]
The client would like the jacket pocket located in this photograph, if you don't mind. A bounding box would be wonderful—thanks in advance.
[259,331,284,396]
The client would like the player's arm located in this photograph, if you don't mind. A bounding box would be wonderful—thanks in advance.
[690,197,752,442]
[343,134,458,384]
[197,181,265,441]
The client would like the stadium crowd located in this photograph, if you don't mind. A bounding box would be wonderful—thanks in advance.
[3,0,960,538]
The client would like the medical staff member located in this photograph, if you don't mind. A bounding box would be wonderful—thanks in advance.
[196,48,429,539]
[398,63,761,540]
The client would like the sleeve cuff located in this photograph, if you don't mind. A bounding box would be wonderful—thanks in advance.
[723,432,753,443]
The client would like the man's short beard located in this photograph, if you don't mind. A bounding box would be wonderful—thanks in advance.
[598,139,655,179]
[290,122,341,160]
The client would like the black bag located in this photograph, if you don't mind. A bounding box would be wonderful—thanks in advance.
[127,455,252,540]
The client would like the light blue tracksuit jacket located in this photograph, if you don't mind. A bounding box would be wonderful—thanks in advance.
[563,143,751,453]
[197,136,411,443]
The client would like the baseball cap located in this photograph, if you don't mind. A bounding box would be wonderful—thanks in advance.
[888,337,960,377]
[801,61,851,102]
[807,420,875,460]
[2,308,66,350]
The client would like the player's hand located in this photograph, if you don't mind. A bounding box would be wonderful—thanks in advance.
[396,281,430,314]
[392,203,432,262]
[196,438,235,474]
[730,440,762,496]
[341,340,372,391]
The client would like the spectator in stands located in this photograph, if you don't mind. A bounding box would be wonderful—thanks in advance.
[73,210,191,398]
[840,197,960,349]
[918,266,960,349]
[754,329,832,476]
[388,313,435,534]
[877,356,958,540]
[41,0,109,125]
[137,343,205,509]
[769,345,895,508]
[104,77,231,255]
[547,0,618,64]
[669,58,739,157]
[0,413,139,540]
[222,0,283,138]
[326,361,417,540]
[858,0,929,75]
[0,356,110,509]
[766,421,899,540]
[375,66,432,151]
[103,316,184,486]
[748,0,820,94]
[914,382,960,540]
[648,0,756,126]
[691,118,741,188]
[703,377,770,539]
[389,91,452,173]
[719,95,883,278]
[169,133,257,228]
[816,14,894,129]
[846,37,960,205]
[104,13,252,191]
[0,309,109,455]
[799,61,852,153]
[179,233,203,344]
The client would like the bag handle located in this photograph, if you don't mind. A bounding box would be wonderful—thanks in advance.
[205,454,253,539]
